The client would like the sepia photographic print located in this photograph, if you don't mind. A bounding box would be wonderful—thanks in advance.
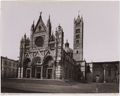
[1,0,119,94]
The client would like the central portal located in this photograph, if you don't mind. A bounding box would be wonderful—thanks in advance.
[26,69,31,78]
[47,68,52,79]
[43,55,54,79]
[35,67,41,79]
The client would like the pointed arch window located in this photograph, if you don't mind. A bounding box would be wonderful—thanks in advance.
[76,29,80,33]
[76,34,80,39]
[39,25,41,31]
[76,50,79,54]
[76,40,79,44]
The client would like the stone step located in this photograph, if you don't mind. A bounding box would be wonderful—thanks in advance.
[2,78,78,86]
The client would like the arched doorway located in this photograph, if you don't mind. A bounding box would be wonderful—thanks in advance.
[23,58,31,78]
[23,58,31,67]
[43,56,54,79]
[31,57,42,79]
[31,57,41,65]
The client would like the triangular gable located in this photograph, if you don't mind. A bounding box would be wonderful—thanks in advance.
[44,50,51,57]
[34,15,46,33]
[25,49,44,59]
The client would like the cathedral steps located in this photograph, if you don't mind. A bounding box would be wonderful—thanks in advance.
[1,78,118,93]
[2,78,78,86]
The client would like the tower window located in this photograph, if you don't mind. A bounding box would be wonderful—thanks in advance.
[76,50,79,54]
[76,34,80,39]
[76,40,79,44]
[76,22,80,26]
[50,44,55,49]
[76,29,80,33]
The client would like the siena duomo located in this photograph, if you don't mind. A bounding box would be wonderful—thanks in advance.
[18,12,84,81]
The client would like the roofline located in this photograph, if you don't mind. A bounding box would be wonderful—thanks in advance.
[90,61,120,64]
[1,56,19,62]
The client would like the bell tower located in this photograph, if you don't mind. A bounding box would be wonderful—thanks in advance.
[55,25,64,79]
[73,14,84,62]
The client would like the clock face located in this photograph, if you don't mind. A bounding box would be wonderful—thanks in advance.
[35,36,44,47]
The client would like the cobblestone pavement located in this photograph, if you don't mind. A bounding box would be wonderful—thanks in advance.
[1,79,119,93]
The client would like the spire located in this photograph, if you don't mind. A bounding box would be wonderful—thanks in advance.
[58,24,62,31]
[65,39,69,47]
[76,10,80,20]
[39,11,42,21]
[50,32,55,41]
[58,24,61,27]
[37,11,43,25]
[49,14,50,20]
[24,33,26,39]
[77,14,80,20]
[47,14,51,26]
[78,10,80,16]
[40,11,42,18]
[81,15,83,21]
[75,11,81,24]
[33,20,34,25]
[31,20,34,32]
[47,14,52,39]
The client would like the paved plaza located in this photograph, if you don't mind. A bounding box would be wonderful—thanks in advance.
[1,79,119,93]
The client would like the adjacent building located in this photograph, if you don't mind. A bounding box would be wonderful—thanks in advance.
[1,56,18,79]
[92,61,119,83]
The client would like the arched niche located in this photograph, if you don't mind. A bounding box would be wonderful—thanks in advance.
[42,55,54,79]
[31,56,41,66]
[23,58,31,67]
[43,55,54,66]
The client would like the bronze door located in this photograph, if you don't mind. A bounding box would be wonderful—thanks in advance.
[26,69,31,78]
[36,67,41,79]
[47,69,52,79]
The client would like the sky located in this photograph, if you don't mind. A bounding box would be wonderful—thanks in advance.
[1,1,120,62]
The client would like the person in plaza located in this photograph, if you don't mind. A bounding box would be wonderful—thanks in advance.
[96,75,100,83]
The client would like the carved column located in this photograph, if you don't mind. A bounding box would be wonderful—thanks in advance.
[41,66,43,79]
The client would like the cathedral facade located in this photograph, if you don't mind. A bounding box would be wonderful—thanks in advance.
[18,12,84,81]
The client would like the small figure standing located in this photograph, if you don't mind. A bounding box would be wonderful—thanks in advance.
[95,75,100,93]
[96,75,100,83]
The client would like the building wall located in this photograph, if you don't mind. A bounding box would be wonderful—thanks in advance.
[92,61,119,83]
[62,50,80,81]
[93,64,104,82]
[85,63,93,82]
[1,56,18,79]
